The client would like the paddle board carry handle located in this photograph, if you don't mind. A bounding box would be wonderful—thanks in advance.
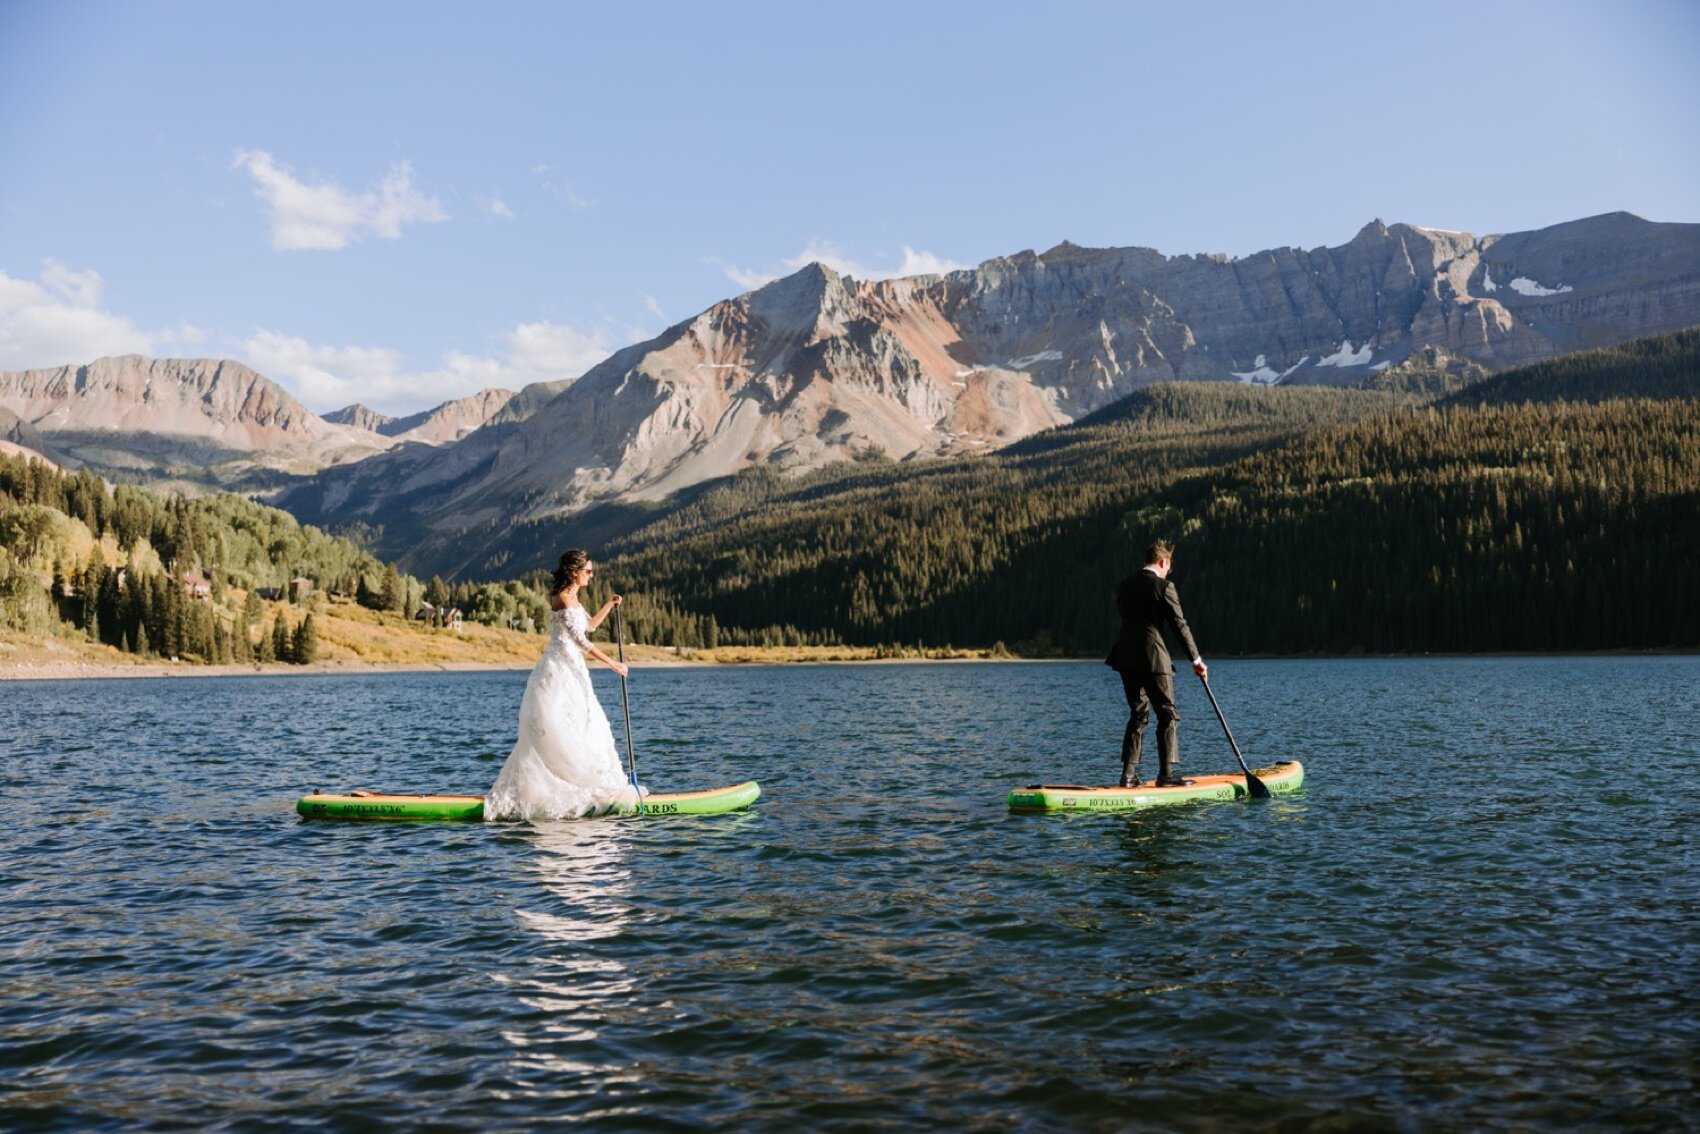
[614,599,643,815]
[1197,672,1272,799]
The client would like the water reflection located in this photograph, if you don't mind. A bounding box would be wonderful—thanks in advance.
[500,822,636,1089]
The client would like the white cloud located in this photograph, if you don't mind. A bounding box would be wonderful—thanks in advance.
[501,321,614,382]
[705,257,777,291]
[895,245,969,277]
[642,293,666,321]
[712,240,970,291]
[241,320,623,415]
[38,261,102,307]
[0,260,157,370]
[531,163,594,211]
[233,149,449,251]
[478,195,515,219]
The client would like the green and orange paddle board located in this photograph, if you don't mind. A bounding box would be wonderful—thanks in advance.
[1007,760,1304,813]
[296,780,761,821]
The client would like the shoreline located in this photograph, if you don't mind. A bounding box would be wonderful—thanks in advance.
[2,648,1693,682]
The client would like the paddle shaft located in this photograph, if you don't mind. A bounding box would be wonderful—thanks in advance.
[614,602,643,813]
[1197,673,1272,799]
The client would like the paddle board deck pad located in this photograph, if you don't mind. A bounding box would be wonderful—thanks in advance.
[614,780,761,816]
[1007,760,1304,813]
[297,791,486,821]
[296,780,761,821]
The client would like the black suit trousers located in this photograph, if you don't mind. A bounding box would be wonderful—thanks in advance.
[1119,669,1180,773]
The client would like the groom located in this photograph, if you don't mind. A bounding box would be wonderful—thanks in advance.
[1105,540,1207,788]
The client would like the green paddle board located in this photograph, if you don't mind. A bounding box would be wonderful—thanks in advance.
[1007,760,1304,813]
[296,780,761,821]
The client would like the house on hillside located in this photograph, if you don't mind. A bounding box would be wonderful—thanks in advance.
[415,602,464,632]
[290,577,314,600]
[180,572,212,600]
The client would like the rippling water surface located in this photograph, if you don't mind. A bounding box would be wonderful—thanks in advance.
[3,658,1696,1130]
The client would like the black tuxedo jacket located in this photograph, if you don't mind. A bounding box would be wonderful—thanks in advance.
[1105,570,1200,675]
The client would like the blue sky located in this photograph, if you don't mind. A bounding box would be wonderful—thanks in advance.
[2,0,1697,415]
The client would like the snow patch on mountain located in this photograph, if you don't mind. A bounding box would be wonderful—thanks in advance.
[1510,276,1573,297]
[1316,340,1373,368]
[1007,350,1064,368]
[1231,354,1309,385]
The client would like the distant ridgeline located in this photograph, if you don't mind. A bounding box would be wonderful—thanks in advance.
[595,329,1700,654]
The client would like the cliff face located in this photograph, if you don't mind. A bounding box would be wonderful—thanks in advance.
[936,212,1700,403]
[279,212,1700,570]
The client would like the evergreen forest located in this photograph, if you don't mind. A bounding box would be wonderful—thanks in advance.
[595,329,1700,654]
[0,459,568,663]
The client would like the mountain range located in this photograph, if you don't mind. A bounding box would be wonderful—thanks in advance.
[0,355,530,492]
[2,211,1697,573]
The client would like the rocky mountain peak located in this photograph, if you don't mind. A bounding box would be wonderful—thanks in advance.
[1350,218,1392,245]
[741,261,859,345]
[1039,240,1093,261]
[384,388,518,445]
[325,403,394,433]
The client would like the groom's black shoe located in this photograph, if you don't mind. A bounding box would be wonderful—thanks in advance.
[1118,758,1142,788]
[1154,775,1195,787]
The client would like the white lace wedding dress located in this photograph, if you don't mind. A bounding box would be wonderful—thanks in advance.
[485,605,638,820]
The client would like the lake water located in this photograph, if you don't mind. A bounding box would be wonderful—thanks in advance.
[2,658,1695,1130]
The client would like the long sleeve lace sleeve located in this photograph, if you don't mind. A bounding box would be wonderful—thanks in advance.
[564,609,595,653]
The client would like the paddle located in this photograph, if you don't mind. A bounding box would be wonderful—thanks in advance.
[1197,673,1271,799]
[613,601,644,814]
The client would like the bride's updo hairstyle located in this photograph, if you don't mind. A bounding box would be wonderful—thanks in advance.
[551,549,591,595]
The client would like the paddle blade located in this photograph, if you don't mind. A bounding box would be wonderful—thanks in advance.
[1245,772,1272,799]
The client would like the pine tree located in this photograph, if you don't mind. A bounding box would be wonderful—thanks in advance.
[166,584,188,660]
[80,556,101,631]
[256,621,276,662]
[272,617,292,663]
[293,613,319,664]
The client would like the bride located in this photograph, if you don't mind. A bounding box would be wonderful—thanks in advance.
[485,549,641,820]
